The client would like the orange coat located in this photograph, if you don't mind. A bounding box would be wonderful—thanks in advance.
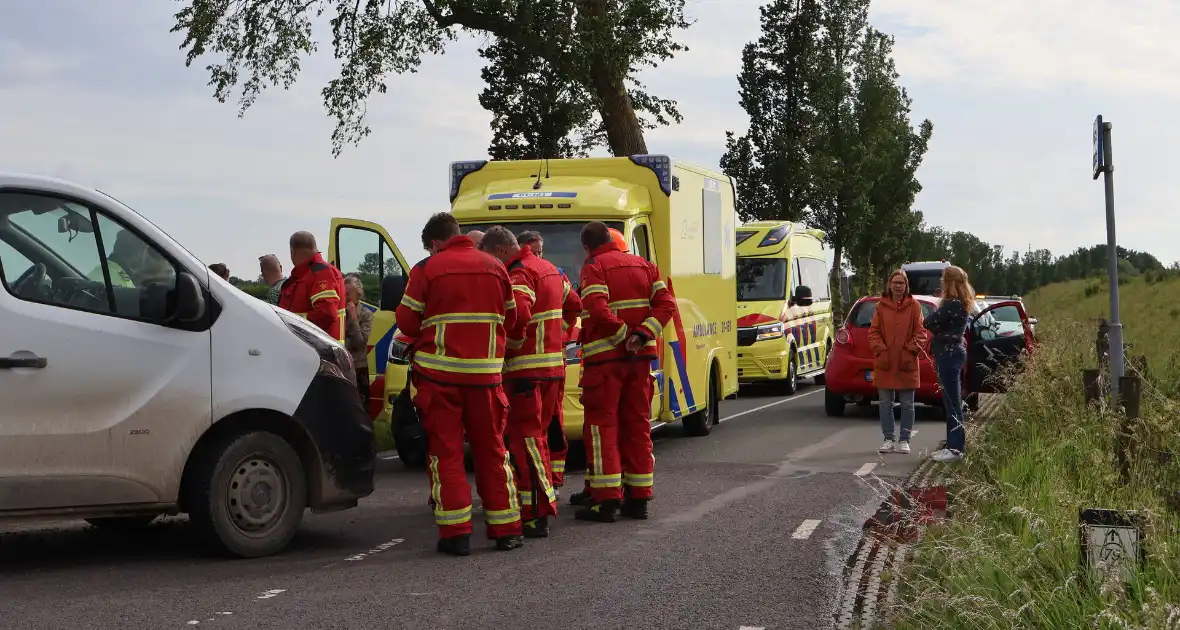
[868,295,926,391]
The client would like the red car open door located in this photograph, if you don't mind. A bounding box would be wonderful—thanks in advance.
[966,300,1037,395]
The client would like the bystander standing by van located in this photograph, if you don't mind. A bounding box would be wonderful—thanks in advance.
[259,254,286,305]
[923,265,975,463]
[344,274,373,403]
[868,270,926,455]
[209,263,230,281]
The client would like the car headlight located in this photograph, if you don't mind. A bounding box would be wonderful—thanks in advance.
[756,323,784,341]
[274,307,354,382]
[388,338,411,365]
[564,342,581,362]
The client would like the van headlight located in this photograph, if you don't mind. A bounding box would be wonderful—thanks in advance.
[274,307,354,382]
[756,323,784,341]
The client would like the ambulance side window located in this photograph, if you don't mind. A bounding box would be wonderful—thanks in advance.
[631,224,652,261]
[336,225,401,305]
[789,257,801,295]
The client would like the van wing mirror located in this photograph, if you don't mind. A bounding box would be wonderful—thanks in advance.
[792,285,814,307]
[176,272,207,323]
[379,275,408,312]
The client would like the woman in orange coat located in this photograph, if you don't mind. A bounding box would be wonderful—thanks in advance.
[868,270,926,454]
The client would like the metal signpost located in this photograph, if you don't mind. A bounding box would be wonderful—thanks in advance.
[1093,115,1124,398]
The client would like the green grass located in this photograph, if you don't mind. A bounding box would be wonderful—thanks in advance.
[886,275,1180,629]
[373,413,394,453]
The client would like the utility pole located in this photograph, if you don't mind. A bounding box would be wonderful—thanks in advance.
[1093,115,1124,398]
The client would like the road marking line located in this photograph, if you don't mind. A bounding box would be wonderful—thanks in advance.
[256,589,286,600]
[854,463,877,477]
[381,455,400,460]
[719,388,822,423]
[791,519,822,539]
[739,626,767,630]
[345,537,405,561]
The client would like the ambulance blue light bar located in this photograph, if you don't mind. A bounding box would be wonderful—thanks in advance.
[449,160,489,202]
[628,154,673,196]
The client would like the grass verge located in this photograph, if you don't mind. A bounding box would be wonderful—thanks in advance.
[885,313,1180,629]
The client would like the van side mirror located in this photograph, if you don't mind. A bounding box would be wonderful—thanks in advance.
[176,272,207,323]
[791,285,814,307]
[379,275,408,312]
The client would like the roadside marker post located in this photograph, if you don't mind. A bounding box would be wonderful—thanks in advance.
[1093,115,1125,399]
[1078,508,1145,584]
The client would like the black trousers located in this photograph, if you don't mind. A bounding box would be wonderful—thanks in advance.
[355,367,370,405]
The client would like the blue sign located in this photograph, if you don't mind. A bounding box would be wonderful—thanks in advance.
[487,191,578,200]
[1093,115,1105,180]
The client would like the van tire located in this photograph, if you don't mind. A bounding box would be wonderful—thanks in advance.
[86,515,158,530]
[186,431,307,559]
[392,388,427,469]
[824,388,846,417]
[683,365,719,437]
[781,348,799,396]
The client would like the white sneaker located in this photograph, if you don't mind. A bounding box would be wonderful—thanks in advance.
[897,441,911,454]
[878,440,895,453]
[932,449,963,463]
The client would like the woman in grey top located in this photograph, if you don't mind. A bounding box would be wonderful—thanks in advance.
[922,265,975,463]
[344,275,374,405]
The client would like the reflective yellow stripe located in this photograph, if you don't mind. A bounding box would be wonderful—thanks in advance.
[582,323,629,357]
[512,284,536,301]
[551,460,566,474]
[609,298,649,310]
[504,352,565,372]
[401,294,425,313]
[485,507,521,525]
[435,323,446,356]
[505,298,517,311]
[414,353,504,374]
[650,280,668,298]
[623,472,654,487]
[587,473,622,488]
[640,316,663,338]
[428,456,471,526]
[590,425,604,482]
[580,284,608,299]
[310,289,339,303]
[488,323,496,358]
[423,312,504,326]
[501,450,519,512]
[579,310,590,319]
[530,309,563,323]
[525,437,557,502]
[562,281,572,302]
[336,309,347,344]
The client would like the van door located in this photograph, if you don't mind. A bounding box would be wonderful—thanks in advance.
[629,220,663,424]
[966,301,1036,394]
[326,218,411,415]
[0,191,212,511]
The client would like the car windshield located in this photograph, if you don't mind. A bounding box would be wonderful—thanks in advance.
[737,258,787,301]
[847,298,936,328]
[905,269,943,296]
[459,220,623,289]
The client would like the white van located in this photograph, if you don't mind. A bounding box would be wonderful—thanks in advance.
[0,174,375,558]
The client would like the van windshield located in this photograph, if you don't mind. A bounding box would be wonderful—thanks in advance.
[737,258,787,301]
[905,269,943,296]
[459,220,623,289]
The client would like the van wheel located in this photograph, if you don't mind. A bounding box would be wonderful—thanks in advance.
[86,515,158,530]
[824,388,846,417]
[186,431,307,559]
[781,349,799,396]
[683,366,719,437]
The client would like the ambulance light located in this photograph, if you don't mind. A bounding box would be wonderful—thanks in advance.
[760,225,789,247]
[449,160,488,202]
[629,154,673,196]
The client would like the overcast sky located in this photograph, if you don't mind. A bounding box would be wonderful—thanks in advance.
[3,0,1178,280]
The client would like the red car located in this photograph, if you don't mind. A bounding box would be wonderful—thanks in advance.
[824,295,1037,416]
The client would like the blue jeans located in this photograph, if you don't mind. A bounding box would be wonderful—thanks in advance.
[878,388,915,442]
[935,345,967,452]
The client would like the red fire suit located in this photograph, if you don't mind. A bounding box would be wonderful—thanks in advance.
[578,241,676,503]
[278,252,346,344]
[394,234,522,540]
[547,269,580,487]
[503,248,582,521]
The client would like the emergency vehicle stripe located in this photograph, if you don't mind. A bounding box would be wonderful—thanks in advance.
[512,284,536,301]
[423,313,505,326]
[608,298,649,310]
[400,294,425,313]
[310,289,339,303]
[623,472,653,487]
[524,437,557,503]
[582,323,629,357]
[529,309,563,323]
[639,316,663,339]
[504,352,564,372]
[414,353,504,374]
[580,284,609,299]
[650,280,668,297]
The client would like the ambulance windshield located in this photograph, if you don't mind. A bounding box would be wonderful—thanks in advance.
[459,220,624,289]
[737,258,787,301]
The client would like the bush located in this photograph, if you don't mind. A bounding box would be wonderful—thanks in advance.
[887,320,1180,629]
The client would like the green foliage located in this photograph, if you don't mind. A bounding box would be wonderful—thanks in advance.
[171,0,691,156]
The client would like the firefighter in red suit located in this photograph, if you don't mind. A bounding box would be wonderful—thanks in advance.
[516,230,578,489]
[279,231,346,344]
[394,213,523,556]
[575,222,676,522]
[480,227,582,537]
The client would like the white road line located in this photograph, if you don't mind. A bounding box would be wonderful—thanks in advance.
[345,537,405,561]
[256,589,286,600]
[719,388,822,423]
[381,455,400,460]
[739,626,767,630]
[791,519,823,539]
[854,462,877,477]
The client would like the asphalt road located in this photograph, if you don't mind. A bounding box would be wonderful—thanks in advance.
[0,383,948,630]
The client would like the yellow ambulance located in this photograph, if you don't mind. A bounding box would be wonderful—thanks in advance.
[734,220,834,394]
[330,155,739,467]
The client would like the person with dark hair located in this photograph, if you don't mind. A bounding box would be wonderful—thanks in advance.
[517,230,543,258]
[868,269,926,455]
[209,263,230,281]
[482,225,582,538]
[396,213,524,556]
[572,221,676,522]
[279,231,347,345]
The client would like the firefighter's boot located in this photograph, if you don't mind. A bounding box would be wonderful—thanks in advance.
[575,499,620,523]
[621,497,650,520]
[436,534,471,557]
[523,517,550,539]
[495,535,524,551]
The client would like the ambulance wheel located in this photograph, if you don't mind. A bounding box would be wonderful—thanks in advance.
[781,349,799,396]
[824,388,846,417]
[186,431,307,559]
[683,365,720,437]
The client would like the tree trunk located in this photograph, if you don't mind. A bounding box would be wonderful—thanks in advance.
[590,58,648,156]
[829,228,845,321]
